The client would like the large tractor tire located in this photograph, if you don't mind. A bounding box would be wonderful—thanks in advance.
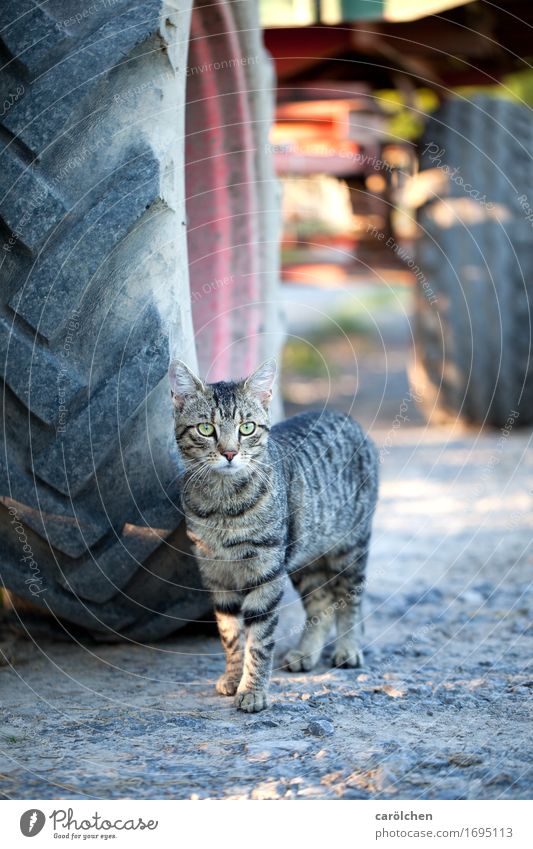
[412,96,533,427]
[0,0,280,639]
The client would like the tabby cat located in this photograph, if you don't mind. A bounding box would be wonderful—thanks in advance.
[169,358,378,712]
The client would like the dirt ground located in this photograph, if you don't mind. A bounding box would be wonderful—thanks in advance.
[1,282,532,800]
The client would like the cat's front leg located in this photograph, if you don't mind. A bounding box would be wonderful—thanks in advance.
[212,592,244,696]
[235,571,286,712]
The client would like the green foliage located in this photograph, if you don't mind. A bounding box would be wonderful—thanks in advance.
[282,339,327,376]
[375,88,440,141]
[502,69,533,107]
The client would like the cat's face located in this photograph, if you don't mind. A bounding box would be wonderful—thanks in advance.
[169,359,276,479]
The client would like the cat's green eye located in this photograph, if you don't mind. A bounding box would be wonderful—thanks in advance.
[239,421,256,436]
[197,422,215,437]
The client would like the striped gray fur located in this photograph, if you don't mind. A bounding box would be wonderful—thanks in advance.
[169,359,379,712]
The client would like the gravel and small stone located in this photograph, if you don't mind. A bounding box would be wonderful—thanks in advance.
[1,290,531,800]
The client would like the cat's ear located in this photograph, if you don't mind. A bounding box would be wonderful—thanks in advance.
[168,359,205,409]
[244,358,277,406]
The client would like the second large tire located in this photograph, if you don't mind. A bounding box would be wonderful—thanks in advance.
[412,96,533,427]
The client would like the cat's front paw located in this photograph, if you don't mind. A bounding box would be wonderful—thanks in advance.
[216,673,241,696]
[332,644,364,668]
[234,689,269,713]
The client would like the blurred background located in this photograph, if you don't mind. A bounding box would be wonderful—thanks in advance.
[260,0,533,431]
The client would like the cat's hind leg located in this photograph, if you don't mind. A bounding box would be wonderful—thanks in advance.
[327,536,369,668]
[283,560,335,672]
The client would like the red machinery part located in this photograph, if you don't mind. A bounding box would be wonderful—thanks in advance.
[186,0,278,382]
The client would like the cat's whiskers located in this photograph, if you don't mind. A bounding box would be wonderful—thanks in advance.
[249,466,271,492]
[250,459,273,485]
[182,459,212,496]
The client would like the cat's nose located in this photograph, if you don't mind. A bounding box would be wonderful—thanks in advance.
[222,450,237,462]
